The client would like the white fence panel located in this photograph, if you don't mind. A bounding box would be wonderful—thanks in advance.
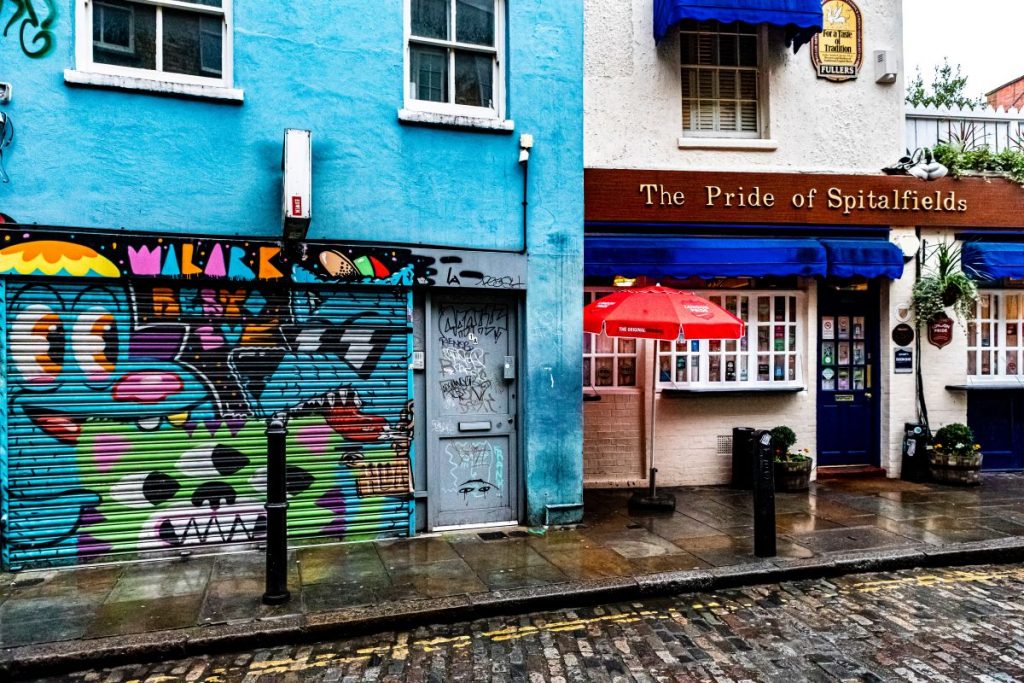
[906,104,1024,152]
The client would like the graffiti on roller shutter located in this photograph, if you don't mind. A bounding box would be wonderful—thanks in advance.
[7,282,411,563]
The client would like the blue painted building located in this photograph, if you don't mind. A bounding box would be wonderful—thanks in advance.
[0,0,583,570]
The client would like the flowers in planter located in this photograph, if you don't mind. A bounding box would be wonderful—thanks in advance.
[770,425,811,463]
[931,423,981,461]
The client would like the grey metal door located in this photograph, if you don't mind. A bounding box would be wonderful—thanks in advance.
[428,295,517,528]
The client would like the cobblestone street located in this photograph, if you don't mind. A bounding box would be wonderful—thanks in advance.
[32,563,1024,683]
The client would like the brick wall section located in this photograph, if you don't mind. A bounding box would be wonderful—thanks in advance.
[987,78,1024,110]
[583,390,646,486]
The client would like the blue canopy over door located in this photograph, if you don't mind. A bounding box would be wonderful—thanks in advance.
[963,242,1024,279]
[821,240,905,280]
[653,0,823,49]
[585,236,828,280]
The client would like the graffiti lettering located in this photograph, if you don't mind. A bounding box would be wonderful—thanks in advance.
[1,0,57,59]
[477,274,525,289]
[437,305,509,344]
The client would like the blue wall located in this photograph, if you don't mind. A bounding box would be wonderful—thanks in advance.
[0,1,583,525]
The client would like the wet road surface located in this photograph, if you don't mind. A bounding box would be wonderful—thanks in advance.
[30,562,1024,682]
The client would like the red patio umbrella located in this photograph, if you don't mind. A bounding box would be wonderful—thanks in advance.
[583,285,746,511]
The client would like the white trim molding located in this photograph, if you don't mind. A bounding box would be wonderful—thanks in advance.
[397,108,513,132]
[677,137,779,151]
[64,69,244,102]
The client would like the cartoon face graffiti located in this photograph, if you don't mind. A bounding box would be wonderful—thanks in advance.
[445,440,501,505]
[72,419,321,555]
[10,284,209,443]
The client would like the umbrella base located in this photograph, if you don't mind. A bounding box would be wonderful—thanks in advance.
[628,491,676,513]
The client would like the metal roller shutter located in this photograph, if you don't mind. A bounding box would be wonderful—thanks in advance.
[2,280,412,570]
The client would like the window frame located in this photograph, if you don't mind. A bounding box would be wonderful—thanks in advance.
[678,21,769,140]
[403,0,506,120]
[656,290,805,391]
[75,0,234,89]
[967,290,1024,379]
[584,288,641,390]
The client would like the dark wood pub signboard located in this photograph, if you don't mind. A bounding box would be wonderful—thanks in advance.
[585,170,1024,229]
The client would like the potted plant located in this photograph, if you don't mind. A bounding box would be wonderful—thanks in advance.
[912,240,979,325]
[771,426,812,492]
[929,423,983,486]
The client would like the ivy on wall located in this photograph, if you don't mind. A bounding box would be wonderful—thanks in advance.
[1,0,57,59]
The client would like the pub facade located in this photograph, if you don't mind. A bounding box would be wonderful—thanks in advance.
[582,0,1024,487]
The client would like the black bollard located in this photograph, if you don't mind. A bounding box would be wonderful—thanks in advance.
[752,429,777,558]
[263,416,290,605]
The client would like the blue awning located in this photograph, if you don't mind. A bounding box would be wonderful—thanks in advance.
[821,240,905,280]
[654,0,823,50]
[585,236,828,280]
[962,242,1024,279]
[585,236,906,280]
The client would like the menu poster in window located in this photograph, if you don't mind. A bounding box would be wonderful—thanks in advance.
[838,316,850,339]
[853,342,865,365]
[821,367,836,391]
[853,316,865,340]
[774,326,785,351]
[853,367,865,390]
[822,316,835,340]
[822,342,835,365]
[837,368,850,391]
[838,342,850,365]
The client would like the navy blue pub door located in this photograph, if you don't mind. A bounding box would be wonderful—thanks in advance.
[968,392,1024,471]
[816,283,881,467]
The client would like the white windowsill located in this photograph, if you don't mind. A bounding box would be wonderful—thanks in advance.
[64,70,244,103]
[677,137,779,151]
[398,108,514,133]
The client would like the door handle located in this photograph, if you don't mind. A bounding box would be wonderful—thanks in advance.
[865,392,873,399]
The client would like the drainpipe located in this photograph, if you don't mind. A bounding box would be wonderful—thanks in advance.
[915,228,930,429]
[263,415,290,604]
[518,134,533,254]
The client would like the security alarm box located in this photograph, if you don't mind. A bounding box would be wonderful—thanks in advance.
[874,50,898,84]
[282,129,312,238]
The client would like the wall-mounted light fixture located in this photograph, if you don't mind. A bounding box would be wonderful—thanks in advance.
[0,83,11,105]
[282,129,312,241]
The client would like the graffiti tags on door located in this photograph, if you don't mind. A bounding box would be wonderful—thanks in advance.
[437,304,509,415]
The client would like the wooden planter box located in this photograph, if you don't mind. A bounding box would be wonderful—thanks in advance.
[774,458,812,492]
[928,450,982,486]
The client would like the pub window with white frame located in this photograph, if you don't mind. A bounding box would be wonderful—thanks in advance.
[657,292,804,389]
[584,290,639,388]
[967,291,1024,377]
[406,0,504,118]
[76,0,232,87]
[680,20,763,138]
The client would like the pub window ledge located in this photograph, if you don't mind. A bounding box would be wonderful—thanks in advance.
[64,70,245,104]
[946,381,1024,391]
[398,109,515,133]
[660,386,806,396]
[677,137,779,151]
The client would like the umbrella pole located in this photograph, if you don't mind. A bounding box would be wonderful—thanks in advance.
[628,341,676,513]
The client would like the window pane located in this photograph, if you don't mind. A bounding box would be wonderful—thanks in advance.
[412,0,449,39]
[618,357,636,387]
[456,0,494,46]
[93,0,156,70]
[411,45,448,102]
[163,9,223,78]
[454,50,493,107]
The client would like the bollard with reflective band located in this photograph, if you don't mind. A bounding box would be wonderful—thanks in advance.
[263,416,290,605]
[753,430,777,558]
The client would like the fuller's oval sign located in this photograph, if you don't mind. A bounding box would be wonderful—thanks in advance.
[812,0,863,82]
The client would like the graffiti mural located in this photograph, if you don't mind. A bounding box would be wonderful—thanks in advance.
[0,226,526,289]
[1,0,57,58]
[3,280,413,569]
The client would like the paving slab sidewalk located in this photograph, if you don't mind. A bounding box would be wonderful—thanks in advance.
[7,474,1024,677]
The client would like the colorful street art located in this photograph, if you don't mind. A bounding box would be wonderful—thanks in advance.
[0,227,525,289]
[1,0,56,59]
[3,280,413,569]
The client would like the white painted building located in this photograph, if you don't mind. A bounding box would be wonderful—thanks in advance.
[582,0,1021,488]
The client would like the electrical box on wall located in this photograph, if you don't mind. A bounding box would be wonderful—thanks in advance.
[874,50,898,84]
[282,129,312,240]
[0,83,11,104]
